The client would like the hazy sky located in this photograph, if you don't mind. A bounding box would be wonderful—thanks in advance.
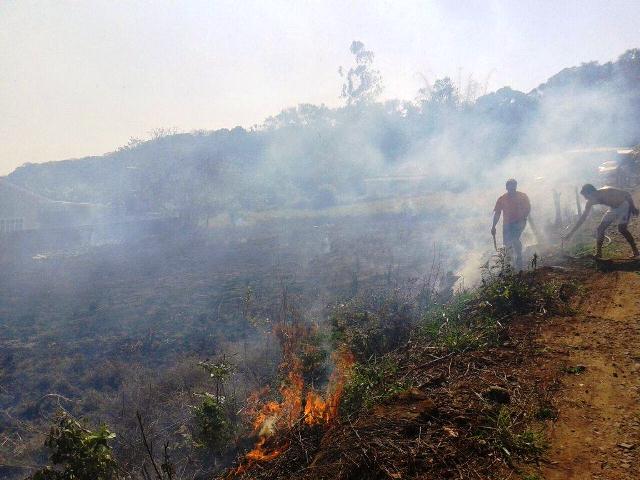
[1,0,639,174]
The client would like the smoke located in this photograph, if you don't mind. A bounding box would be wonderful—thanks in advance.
[5,49,640,284]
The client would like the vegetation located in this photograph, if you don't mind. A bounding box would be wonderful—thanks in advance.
[330,290,415,363]
[8,48,640,221]
[478,406,547,460]
[20,252,579,479]
[339,357,409,417]
[3,43,630,479]
[29,413,117,480]
[193,394,234,451]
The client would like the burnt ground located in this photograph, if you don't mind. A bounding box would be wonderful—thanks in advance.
[222,266,577,480]
[223,251,640,479]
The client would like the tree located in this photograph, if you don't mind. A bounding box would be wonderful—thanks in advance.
[339,41,383,105]
[429,77,459,107]
[193,357,236,452]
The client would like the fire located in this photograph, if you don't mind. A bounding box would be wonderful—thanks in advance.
[245,437,288,462]
[232,328,355,476]
[304,348,355,425]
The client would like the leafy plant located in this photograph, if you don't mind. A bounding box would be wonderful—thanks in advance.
[198,356,234,401]
[339,357,409,417]
[193,393,233,451]
[534,402,558,421]
[330,292,414,362]
[299,329,329,385]
[29,412,118,480]
[476,250,577,319]
[563,364,586,375]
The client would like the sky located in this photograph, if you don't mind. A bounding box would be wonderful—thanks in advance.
[1,0,639,175]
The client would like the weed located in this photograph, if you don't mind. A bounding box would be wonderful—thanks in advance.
[192,393,234,451]
[534,403,558,421]
[339,356,410,417]
[563,365,586,375]
[478,407,547,460]
[331,292,414,362]
[522,474,543,480]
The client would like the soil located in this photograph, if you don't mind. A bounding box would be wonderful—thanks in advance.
[539,269,640,479]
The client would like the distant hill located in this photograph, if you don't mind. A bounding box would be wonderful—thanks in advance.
[7,49,640,220]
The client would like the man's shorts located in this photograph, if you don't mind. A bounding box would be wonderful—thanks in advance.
[599,200,631,230]
[503,219,527,247]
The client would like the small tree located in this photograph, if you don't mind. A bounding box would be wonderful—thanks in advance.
[198,356,234,401]
[192,393,233,451]
[339,40,383,105]
[30,413,118,480]
[193,356,236,451]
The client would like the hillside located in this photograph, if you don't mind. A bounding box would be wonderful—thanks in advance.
[5,49,640,220]
[5,188,640,479]
[209,196,640,480]
[3,49,640,480]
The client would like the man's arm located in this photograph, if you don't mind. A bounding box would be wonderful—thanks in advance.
[491,209,501,236]
[523,193,531,218]
[626,192,639,216]
[564,202,592,239]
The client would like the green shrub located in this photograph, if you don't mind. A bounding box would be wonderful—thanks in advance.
[330,292,414,362]
[475,252,577,319]
[193,393,233,451]
[339,357,409,417]
[29,413,117,480]
[534,403,558,421]
[419,292,501,352]
[522,474,543,480]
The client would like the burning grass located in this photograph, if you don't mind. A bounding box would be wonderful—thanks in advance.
[229,321,355,475]
[222,264,578,479]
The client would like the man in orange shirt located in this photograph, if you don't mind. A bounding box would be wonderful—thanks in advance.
[491,178,531,270]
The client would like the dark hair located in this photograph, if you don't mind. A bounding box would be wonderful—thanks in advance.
[580,184,597,195]
[506,178,517,186]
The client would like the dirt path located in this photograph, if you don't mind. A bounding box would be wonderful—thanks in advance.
[540,270,640,479]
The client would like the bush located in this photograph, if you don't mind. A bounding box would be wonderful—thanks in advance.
[339,357,409,417]
[418,292,501,351]
[299,329,329,385]
[416,252,578,356]
[29,413,117,480]
[193,393,233,451]
[330,292,414,362]
[475,251,577,319]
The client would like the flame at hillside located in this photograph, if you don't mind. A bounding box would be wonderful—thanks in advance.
[234,323,354,473]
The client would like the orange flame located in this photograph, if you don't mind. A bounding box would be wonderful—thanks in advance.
[232,326,354,476]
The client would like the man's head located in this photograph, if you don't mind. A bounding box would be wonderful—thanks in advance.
[580,183,598,200]
[505,178,517,193]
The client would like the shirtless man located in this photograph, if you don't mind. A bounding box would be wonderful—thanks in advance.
[491,178,531,269]
[563,184,640,258]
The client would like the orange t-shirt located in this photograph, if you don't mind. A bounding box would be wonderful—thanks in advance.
[494,192,531,225]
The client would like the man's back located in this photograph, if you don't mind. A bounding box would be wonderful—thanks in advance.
[593,187,630,209]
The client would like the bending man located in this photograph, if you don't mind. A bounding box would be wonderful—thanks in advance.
[563,184,639,259]
[492,178,531,270]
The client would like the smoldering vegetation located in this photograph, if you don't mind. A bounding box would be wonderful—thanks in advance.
[1,45,640,479]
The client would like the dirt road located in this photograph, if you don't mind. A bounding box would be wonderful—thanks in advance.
[540,270,640,479]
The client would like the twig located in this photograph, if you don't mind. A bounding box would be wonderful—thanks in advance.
[137,410,164,480]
